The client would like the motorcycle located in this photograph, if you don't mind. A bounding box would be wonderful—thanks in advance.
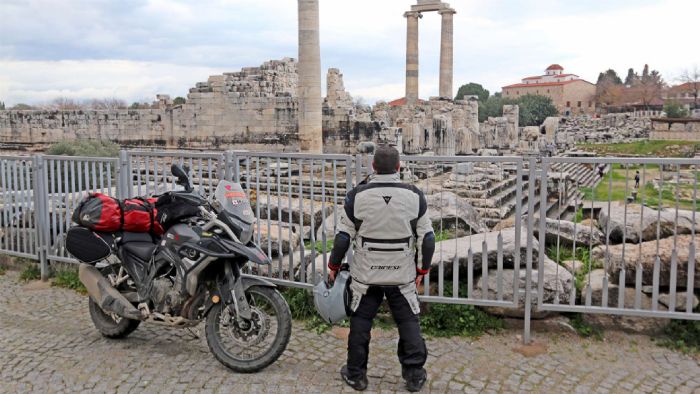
[70,164,292,373]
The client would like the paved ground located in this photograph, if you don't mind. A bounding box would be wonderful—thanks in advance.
[1,270,700,394]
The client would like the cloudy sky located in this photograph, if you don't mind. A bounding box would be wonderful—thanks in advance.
[0,0,698,106]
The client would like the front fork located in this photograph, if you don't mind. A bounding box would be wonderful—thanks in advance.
[223,262,253,321]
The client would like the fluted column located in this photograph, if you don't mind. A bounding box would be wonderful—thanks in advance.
[298,0,322,153]
[404,11,421,105]
[438,8,456,99]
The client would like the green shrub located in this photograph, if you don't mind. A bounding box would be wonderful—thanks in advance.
[0,265,6,276]
[281,287,333,334]
[19,264,41,281]
[660,319,700,354]
[52,269,87,294]
[46,140,119,158]
[568,313,603,340]
[420,302,503,338]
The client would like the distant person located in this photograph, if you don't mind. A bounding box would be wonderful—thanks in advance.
[598,164,605,178]
[635,171,640,188]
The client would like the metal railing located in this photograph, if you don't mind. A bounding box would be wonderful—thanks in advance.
[537,157,699,322]
[0,149,698,343]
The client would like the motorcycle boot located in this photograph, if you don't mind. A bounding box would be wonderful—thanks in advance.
[403,367,427,392]
[340,365,368,391]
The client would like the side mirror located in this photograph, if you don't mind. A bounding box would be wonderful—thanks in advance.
[171,164,193,192]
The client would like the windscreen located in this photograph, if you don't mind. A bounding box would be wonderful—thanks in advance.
[214,181,255,243]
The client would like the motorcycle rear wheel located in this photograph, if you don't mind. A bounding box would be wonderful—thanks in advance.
[205,285,291,373]
[87,265,141,339]
[88,297,141,339]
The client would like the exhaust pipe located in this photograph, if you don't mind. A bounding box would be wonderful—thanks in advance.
[79,264,145,321]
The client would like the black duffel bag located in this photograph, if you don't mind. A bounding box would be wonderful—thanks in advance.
[155,192,201,229]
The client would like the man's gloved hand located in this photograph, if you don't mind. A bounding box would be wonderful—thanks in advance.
[415,274,424,287]
[329,268,338,283]
[416,267,429,287]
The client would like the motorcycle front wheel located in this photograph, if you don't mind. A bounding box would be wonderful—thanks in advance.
[205,285,292,373]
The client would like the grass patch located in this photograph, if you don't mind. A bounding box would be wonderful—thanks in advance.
[52,269,87,294]
[578,140,700,158]
[660,319,700,354]
[303,240,334,254]
[581,164,698,211]
[281,287,334,334]
[420,302,503,338]
[0,265,5,276]
[281,283,503,338]
[19,264,41,281]
[546,245,600,292]
[573,208,584,223]
[420,285,503,338]
[567,313,603,340]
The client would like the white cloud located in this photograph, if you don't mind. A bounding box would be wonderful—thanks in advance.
[0,60,220,105]
[0,0,698,105]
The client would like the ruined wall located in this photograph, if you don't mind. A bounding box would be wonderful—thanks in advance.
[0,58,481,155]
[480,104,519,151]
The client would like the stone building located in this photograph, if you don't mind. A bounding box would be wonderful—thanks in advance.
[502,64,596,116]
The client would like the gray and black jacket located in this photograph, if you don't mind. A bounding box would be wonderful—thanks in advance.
[328,172,435,288]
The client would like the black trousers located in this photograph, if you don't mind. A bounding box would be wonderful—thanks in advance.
[346,285,427,378]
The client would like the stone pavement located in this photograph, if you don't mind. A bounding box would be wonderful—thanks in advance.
[1,270,700,393]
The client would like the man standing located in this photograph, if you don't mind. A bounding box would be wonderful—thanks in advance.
[328,145,435,392]
[635,170,641,188]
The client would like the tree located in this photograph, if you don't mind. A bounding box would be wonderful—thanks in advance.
[516,94,559,126]
[0,101,5,110]
[624,68,637,86]
[10,103,33,110]
[596,69,624,106]
[51,97,81,110]
[173,96,186,105]
[633,65,665,109]
[596,69,622,85]
[477,94,516,122]
[455,83,489,102]
[664,100,689,118]
[679,65,700,109]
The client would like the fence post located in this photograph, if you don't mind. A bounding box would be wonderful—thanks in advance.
[118,150,129,199]
[32,154,49,281]
[523,156,537,344]
[224,150,234,182]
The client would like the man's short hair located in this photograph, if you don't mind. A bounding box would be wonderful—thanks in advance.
[373,145,400,174]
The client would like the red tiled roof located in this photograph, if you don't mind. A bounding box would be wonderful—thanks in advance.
[546,64,564,71]
[670,82,698,92]
[503,79,594,89]
[522,73,578,81]
[387,97,426,106]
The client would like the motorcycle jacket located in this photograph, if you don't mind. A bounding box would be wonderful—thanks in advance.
[328,172,435,312]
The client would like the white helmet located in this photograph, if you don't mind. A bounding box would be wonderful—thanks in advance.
[313,270,351,324]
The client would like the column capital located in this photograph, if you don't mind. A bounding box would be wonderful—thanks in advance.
[437,7,456,15]
[403,10,422,19]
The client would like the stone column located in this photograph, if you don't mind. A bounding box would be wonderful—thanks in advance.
[298,0,322,153]
[404,11,421,105]
[438,8,456,99]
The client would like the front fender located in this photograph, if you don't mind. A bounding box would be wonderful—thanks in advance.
[240,274,277,291]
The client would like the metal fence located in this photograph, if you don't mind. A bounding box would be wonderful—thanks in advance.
[0,149,698,343]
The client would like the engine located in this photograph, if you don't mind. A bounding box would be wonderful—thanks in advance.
[149,277,185,315]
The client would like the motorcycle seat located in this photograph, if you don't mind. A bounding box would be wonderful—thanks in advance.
[123,242,157,262]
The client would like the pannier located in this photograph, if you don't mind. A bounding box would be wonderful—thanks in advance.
[72,193,164,235]
[66,227,113,264]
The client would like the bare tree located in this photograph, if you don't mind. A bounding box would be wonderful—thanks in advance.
[88,98,127,110]
[632,65,665,109]
[679,65,700,109]
[50,97,81,110]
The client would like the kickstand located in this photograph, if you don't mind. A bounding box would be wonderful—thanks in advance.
[185,327,200,339]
